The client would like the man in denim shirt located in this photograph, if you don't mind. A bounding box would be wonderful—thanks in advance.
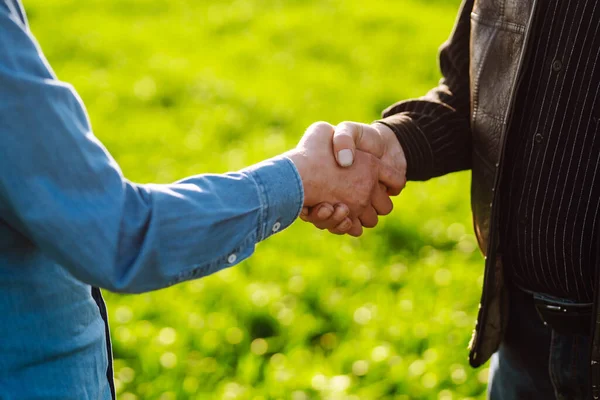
[0,0,406,398]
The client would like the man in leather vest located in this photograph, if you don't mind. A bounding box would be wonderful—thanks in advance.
[304,0,600,398]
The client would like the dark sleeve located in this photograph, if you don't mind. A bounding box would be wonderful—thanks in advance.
[377,0,474,181]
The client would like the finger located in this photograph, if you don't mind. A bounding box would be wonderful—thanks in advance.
[327,217,353,235]
[376,157,406,196]
[299,121,336,150]
[315,203,334,220]
[302,203,350,230]
[303,203,334,229]
[305,121,335,138]
[312,203,350,230]
[299,207,310,221]
[328,203,350,223]
[347,218,364,237]
[358,206,379,228]
[371,183,394,216]
[332,122,361,167]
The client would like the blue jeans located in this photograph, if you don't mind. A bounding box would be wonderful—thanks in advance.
[488,287,591,399]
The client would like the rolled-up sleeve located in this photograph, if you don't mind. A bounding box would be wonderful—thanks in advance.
[0,3,303,293]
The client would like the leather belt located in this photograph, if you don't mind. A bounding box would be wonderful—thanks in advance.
[533,297,593,336]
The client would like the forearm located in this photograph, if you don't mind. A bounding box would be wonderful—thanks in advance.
[83,157,302,293]
[377,98,472,181]
[0,87,303,293]
[0,8,303,293]
[378,0,474,181]
[1,104,303,294]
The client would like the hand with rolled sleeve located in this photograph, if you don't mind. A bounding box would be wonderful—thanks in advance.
[300,121,407,235]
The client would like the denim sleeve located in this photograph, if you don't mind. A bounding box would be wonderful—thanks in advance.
[0,3,303,293]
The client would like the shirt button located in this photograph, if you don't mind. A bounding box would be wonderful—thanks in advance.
[535,133,544,143]
[227,253,237,264]
[552,59,562,72]
[272,221,281,232]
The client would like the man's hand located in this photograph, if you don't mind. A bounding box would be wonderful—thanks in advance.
[333,122,406,194]
[286,122,404,236]
[301,121,407,235]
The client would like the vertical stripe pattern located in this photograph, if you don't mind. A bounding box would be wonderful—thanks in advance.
[499,0,600,302]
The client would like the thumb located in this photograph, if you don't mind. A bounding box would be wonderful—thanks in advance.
[333,122,362,167]
[334,122,387,168]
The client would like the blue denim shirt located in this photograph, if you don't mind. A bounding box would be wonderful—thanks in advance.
[0,1,303,398]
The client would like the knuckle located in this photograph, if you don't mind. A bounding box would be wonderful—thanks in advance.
[337,121,355,130]
[357,197,369,210]
[308,121,333,133]
[338,220,351,231]
[332,210,348,222]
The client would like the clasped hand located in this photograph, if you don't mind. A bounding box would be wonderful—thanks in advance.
[286,121,407,236]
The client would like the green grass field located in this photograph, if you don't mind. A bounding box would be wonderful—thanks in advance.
[26,0,488,398]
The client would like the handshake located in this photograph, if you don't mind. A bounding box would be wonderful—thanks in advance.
[285,121,407,236]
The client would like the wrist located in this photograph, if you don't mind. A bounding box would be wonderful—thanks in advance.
[371,122,406,165]
[284,149,314,206]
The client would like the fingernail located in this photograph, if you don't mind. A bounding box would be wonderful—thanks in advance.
[338,204,349,216]
[339,218,351,231]
[317,206,332,219]
[337,149,354,167]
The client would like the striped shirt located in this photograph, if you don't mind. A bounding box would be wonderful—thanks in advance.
[499,0,600,302]
[381,0,600,302]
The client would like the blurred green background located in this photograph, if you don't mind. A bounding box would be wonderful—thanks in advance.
[26,0,487,398]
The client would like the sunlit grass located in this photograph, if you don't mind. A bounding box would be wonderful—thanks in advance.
[26,0,487,398]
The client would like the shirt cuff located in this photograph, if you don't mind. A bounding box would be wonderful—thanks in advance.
[376,114,436,181]
[241,155,304,241]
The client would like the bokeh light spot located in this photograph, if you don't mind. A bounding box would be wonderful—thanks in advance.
[160,352,177,369]
[450,364,467,384]
[408,359,426,377]
[422,372,438,388]
[434,268,452,286]
[118,367,135,383]
[226,327,244,345]
[115,306,133,324]
[371,345,390,362]
[352,360,369,376]
[251,338,268,355]
[158,327,177,346]
[353,307,372,325]
[311,374,327,391]
[330,375,351,392]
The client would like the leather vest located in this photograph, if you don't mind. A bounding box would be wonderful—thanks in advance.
[467,0,600,396]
